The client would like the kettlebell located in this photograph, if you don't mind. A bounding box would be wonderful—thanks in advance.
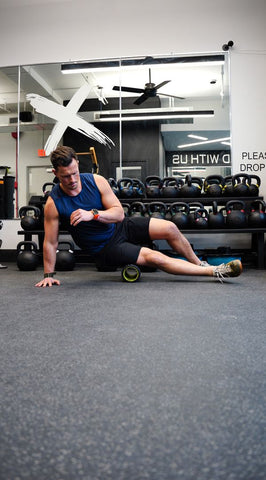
[19,206,41,231]
[132,178,145,198]
[248,199,266,227]
[208,201,225,228]
[121,203,131,217]
[145,176,162,198]
[16,241,39,271]
[55,241,75,271]
[129,201,146,217]
[225,200,247,228]
[170,202,190,229]
[248,175,261,197]
[232,173,251,197]
[188,201,204,227]
[161,177,183,198]
[180,174,202,198]
[117,178,134,198]
[165,204,172,221]
[148,201,167,219]
[223,175,234,197]
[203,175,225,197]
[108,178,120,197]
[194,208,209,229]
[42,182,55,199]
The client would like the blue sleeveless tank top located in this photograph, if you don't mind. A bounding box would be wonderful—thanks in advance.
[49,173,115,253]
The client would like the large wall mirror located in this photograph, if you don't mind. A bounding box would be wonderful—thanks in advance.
[0,53,231,219]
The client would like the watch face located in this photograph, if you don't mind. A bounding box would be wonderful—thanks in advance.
[92,209,99,219]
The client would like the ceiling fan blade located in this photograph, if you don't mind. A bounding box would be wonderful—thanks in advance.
[113,86,145,94]
[154,80,171,90]
[134,94,150,105]
[158,92,185,100]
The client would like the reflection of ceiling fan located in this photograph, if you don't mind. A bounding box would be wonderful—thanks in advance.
[112,68,185,105]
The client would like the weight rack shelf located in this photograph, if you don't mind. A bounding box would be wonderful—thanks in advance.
[121,196,263,206]
[18,227,266,270]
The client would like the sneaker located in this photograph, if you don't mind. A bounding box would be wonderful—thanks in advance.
[200,260,210,267]
[213,260,243,282]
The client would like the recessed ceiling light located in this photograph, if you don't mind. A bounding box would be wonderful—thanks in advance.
[188,134,208,140]
[177,136,231,148]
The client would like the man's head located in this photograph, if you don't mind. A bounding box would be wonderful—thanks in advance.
[51,146,80,194]
[50,146,78,171]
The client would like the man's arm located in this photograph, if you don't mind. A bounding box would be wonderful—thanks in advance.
[70,175,124,226]
[35,197,60,287]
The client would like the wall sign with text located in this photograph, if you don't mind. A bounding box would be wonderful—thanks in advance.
[239,151,266,172]
[166,151,231,169]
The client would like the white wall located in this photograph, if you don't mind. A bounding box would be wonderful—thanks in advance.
[0,0,265,65]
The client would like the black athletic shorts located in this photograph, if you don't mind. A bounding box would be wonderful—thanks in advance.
[94,216,151,267]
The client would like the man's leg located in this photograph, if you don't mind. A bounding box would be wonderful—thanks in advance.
[135,218,242,278]
[148,217,201,265]
[136,246,214,276]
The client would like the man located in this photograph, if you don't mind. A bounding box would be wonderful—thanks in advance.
[35,146,242,287]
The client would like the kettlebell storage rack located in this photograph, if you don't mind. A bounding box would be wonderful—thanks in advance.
[121,195,263,206]
[17,227,266,270]
[123,194,266,269]
[17,194,266,270]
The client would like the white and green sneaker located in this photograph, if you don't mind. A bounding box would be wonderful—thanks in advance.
[213,260,243,282]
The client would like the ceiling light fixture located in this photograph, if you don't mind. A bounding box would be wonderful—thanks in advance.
[177,136,230,148]
[187,134,208,140]
[61,54,225,75]
[95,109,214,122]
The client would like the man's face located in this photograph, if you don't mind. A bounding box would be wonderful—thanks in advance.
[54,158,80,193]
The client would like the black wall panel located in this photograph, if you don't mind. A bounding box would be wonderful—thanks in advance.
[63,98,161,181]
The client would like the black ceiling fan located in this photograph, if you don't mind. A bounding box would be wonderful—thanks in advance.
[112,68,185,105]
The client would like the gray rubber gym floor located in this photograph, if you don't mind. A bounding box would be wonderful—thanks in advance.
[1,262,265,480]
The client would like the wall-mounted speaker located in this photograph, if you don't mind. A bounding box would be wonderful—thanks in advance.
[20,111,33,122]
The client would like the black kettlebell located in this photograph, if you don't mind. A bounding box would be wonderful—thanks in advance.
[132,178,145,198]
[188,201,204,227]
[223,175,234,196]
[180,174,202,198]
[208,201,225,228]
[170,202,190,229]
[16,241,39,271]
[148,201,167,219]
[225,200,247,228]
[19,206,41,231]
[248,175,261,197]
[55,241,75,271]
[194,208,209,229]
[248,199,266,227]
[161,177,183,198]
[121,203,131,217]
[145,176,162,198]
[129,201,146,217]
[165,204,172,221]
[108,178,120,197]
[232,173,251,197]
[203,175,225,197]
[117,178,134,198]
[42,182,56,199]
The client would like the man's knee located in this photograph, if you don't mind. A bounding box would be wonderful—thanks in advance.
[164,220,181,240]
[137,247,167,268]
[149,218,180,240]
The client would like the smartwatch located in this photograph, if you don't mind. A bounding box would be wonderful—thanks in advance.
[91,209,99,220]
